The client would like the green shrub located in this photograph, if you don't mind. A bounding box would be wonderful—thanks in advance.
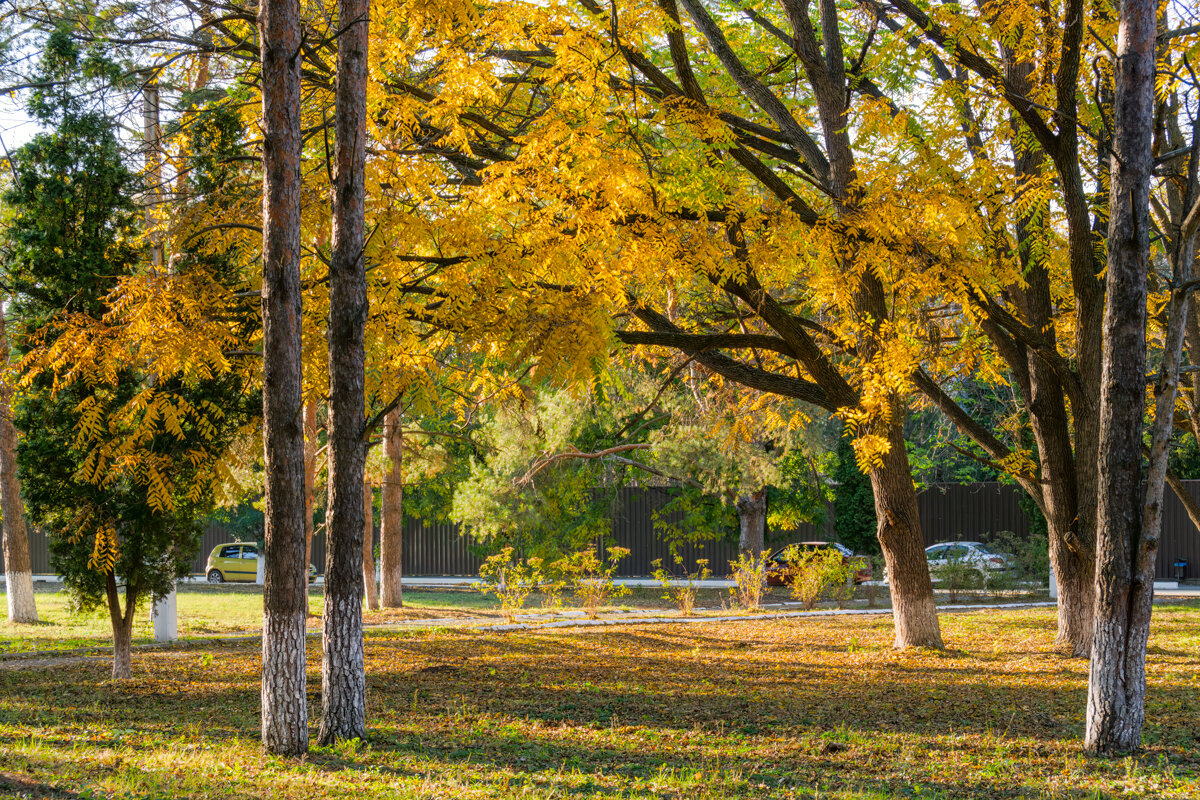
[781,546,850,610]
[652,555,712,616]
[931,558,983,603]
[558,546,630,618]
[730,550,768,611]
[477,547,548,622]
[988,530,1050,586]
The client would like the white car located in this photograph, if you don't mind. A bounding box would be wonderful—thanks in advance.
[925,541,1015,574]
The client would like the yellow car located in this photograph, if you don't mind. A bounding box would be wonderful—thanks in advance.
[204,542,316,583]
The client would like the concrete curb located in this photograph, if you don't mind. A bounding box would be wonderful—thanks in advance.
[478,601,1059,632]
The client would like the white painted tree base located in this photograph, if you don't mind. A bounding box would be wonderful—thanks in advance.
[152,587,177,642]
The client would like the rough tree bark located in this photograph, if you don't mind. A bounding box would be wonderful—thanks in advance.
[318,0,370,745]
[881,0,1107,660]
[363,482,379,611]
[1003,83,1097,656]
[0,301,36,624]
[259,0,308,757]
[104,570,136,680]
[871,419,943,649]
[735,488,766,555]
[379,408,403,608]
[1085,0,1156,753]
[678,0,943,649]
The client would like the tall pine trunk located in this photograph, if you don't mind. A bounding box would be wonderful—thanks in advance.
[0,301,36,624]
[1086,0,1155,753]
[872,420,943,649]
[379,409,403,608]
[259,0,308,757]
[363,482,379,611]
[318,0,370,745]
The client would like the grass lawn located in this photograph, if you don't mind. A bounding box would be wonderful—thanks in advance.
[0,604,1197,798]
[0,585,503,654]
[0,583,1050,655]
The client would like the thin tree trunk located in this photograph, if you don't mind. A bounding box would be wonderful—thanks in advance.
[259,0,308,757]
[0,302,36,624]
[318,0,370,745]
[304,397,318,608]
[363,482,379,611]
[379,409,403,608]
[143,78,163,271]
[872,419,943,649]
[735,488,766,555]
[1086,0,1156,753]
[104,570,135,680]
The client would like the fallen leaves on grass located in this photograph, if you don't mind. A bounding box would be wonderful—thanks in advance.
[0,605,1197,798]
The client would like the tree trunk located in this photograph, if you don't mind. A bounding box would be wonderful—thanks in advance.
[259,0,309,757]
[304,397,318,609]
[142,78,163,271]
[871,420,943,649]
[1086,0,1156,753]
[318,0,370,745]
[0,301,36,624]
[379,409,403,608]
[735,488,766,555]
[363,482,379,611]
[1051,536,1095,655]
[104,570,136,680]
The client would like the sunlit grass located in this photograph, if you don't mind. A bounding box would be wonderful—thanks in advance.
[0,606,1196,798]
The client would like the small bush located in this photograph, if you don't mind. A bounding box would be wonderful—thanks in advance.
[985,568,1019,598]
[652,555,712,616]
[478,548,548,622]
[988,530,1051,586]
[781,546,850,610]
[730,550,768,611]
[863,555,883,608]
[931,558,982,603]
[558,546,631,618]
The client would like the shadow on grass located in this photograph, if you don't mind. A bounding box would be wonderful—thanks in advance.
[1,612,1196,799]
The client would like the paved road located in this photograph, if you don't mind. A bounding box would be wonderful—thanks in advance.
[15,574,1200,595]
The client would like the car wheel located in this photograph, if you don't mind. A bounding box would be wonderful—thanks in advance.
[207,569,224,584]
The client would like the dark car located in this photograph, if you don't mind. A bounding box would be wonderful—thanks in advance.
[764,541,873,586]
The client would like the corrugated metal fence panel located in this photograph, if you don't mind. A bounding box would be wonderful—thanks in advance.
[604,487,741,577]
[7,483,1198,581]
[917,483,1032,546]
[403,517,483,576]
[1159,481,1200,581]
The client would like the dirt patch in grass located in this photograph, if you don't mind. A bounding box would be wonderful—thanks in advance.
[0,606,1197,798]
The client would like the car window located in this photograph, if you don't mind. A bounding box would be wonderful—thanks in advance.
[926,545,946,558]
[241,546,258,559]
[945,546,968,560]
[218,545,240,558]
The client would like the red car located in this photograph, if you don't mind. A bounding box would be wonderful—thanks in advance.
[764,541,873,586]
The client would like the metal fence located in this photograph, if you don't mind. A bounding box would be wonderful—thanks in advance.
[4,482,1197,580]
